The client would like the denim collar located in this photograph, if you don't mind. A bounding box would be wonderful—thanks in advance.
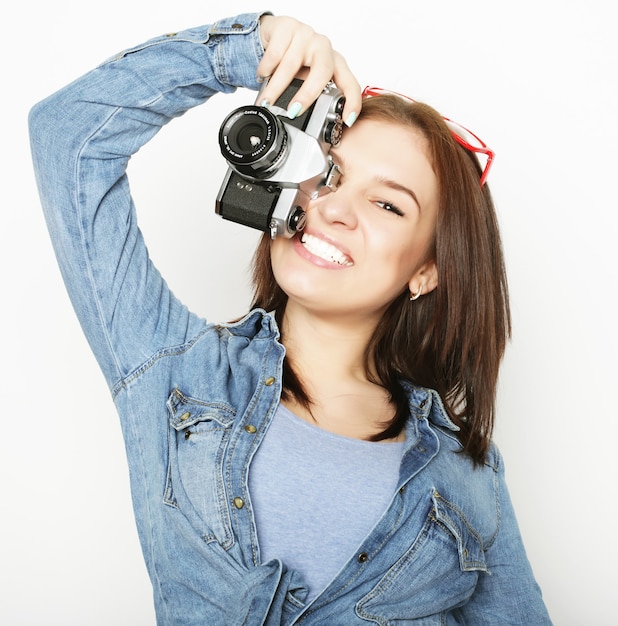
[224,309,459,434]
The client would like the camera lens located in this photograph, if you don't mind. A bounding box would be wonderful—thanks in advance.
[219,106,287,177]
[232,122,269,153]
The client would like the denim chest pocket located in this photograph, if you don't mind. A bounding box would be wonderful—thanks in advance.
[357,490,489,625]
[164,388,236,549]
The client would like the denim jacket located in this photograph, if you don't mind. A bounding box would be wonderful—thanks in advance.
[29,12,552,625]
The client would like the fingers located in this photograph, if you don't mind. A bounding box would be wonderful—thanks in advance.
[256,16,310,86]
[332,52,362,127]
[256,15,361,126]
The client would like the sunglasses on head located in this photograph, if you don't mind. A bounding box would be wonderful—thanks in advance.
[362,86,495,187]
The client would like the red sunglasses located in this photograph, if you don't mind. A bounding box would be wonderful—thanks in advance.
[362,86,495,187]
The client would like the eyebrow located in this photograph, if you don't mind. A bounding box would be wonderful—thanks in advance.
[375,176,422,211]
[331,153,422,211]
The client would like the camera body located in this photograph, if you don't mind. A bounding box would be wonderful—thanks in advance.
[215,78,345,238]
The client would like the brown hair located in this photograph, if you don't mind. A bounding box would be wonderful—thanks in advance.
[250,95,511,464]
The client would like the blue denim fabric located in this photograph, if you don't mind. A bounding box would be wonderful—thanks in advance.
[29,12,552,625]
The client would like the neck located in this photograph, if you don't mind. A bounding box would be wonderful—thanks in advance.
[278,300,402,440]
[280,300,379,381]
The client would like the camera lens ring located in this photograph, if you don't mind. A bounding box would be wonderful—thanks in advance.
[219,106,287,176]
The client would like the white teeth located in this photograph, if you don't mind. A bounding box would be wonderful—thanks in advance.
[300,233,353,266]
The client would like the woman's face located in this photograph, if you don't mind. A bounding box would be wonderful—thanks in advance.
[270,118,439,322]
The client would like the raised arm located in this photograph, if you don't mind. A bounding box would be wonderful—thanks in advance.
[29,13,361,391]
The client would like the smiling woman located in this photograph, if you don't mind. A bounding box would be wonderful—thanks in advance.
[257,94,507,456]
[29,10,552,625]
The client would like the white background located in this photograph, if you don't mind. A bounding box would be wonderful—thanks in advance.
[1,0,616,624]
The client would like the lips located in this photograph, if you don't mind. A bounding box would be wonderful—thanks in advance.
[300,233,353,267]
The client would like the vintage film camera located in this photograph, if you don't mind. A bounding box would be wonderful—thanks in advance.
[216,78,346,238]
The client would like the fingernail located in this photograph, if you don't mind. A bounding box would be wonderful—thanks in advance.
[259,99,270,108]
[287,101,302,119]
[345,112,357,127]
[256,75,265,83]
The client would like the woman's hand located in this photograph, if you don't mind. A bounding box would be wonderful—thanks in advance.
[257,15,361,126]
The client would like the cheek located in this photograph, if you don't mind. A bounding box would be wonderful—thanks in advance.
[370,229,420,270]
[269,237,297,289]
[270,234,294,262]
[376,241,431,293]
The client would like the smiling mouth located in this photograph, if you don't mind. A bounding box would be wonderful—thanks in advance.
[300,233,353,266]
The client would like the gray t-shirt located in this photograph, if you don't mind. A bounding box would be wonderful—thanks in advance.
[249,403,405,600]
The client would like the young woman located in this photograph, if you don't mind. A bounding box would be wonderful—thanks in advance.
[29,11,552,625]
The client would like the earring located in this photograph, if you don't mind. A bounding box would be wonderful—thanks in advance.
[409,285,423,301]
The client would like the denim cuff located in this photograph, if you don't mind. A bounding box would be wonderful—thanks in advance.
[209,11,273,91]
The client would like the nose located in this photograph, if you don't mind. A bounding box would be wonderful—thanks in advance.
[310,183,358,229]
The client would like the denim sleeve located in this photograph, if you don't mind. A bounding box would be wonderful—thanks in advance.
[460,447,553,624]
[29,13,266,391]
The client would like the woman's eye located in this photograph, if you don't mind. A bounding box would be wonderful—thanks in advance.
[375,200,404,216]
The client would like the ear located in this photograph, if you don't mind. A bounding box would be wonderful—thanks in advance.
[408,260,438,296]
